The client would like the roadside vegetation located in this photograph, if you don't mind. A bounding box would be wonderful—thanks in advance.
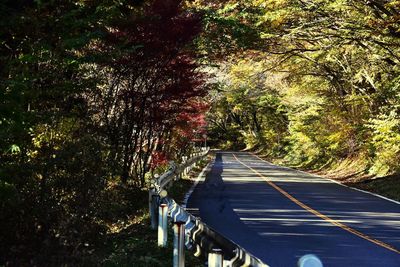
[0,0,209,265]
[347,175,400,202]
[204,1,400,200]
[100,158,209,267]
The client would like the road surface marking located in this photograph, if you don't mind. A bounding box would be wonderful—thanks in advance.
[232,153,400,254]
[251,152,400,205]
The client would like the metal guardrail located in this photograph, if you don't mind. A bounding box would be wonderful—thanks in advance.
[166,197,269,267]
[149,147,210,229]
[155,147,210,190]
[148,148,270,267]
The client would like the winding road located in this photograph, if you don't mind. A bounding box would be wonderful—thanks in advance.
[186,151,400,267]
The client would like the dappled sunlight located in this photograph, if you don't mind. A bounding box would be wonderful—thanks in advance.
[188,151,400,266]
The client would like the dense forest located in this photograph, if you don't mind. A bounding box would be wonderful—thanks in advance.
[0,0,209,265]
[207,1,400,177]
[1,0,399,265]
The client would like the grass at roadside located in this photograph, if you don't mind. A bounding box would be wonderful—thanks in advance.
[168,157,211,203]
[100,213,203,267]
[305,158,400,202]
[344,174,400,202]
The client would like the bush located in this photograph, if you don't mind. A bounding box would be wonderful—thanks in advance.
[368,111,400,176]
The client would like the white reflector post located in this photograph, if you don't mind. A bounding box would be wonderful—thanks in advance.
[208,248,223,267]
[173,221,185,267]
[158,203,168,247]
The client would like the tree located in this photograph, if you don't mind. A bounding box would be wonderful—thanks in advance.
[95,0,207,185]
[205,0,400,173]
[0,0,209,264]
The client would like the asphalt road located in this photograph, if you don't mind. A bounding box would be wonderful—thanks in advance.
[186,151,400,267]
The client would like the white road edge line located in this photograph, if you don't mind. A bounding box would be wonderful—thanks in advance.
[234,153,400,254]
[250,152,400,205]
[181,160,214,209]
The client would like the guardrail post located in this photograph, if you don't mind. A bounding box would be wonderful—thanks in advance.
[158,203,168,247]
[173,221,185,267]
[190,153,194,170]
[208,248,223,267]
[149,189,159,230]
[182,156,187,176]
[185,156,190,176]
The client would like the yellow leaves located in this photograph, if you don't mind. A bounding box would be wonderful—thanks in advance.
[31,125,63,149]
[326,131,346,151]
[228,58,266,91]
[232,104,244,112]
[369,111,400,137]
[217,2,240,15]
[326,132,342,144]
[230,58,263,77]
[260,0,291,9]
[355,69,377,90]
[325,0,348,13]
[9,144,21,155]
[226,94,235,103]
[252,0,299,28]
[252,0,268,8]
[259,9,291,28]
[283,75,327,106]
[385,1,400,9]
[367,111,400,175]
[28,118,78,158]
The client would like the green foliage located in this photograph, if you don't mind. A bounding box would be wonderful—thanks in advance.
[208,57,288,153]
[187,1,264,61]
[368,111,400,176]
[0,0,207,265]
[207,0,400,176]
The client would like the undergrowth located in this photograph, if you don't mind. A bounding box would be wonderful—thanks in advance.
[99,157,211,266]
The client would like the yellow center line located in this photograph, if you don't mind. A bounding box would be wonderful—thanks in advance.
[231,153,400,254]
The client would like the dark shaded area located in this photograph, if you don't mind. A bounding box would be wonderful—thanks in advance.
[345,174,400,202]
[0,0,207,265]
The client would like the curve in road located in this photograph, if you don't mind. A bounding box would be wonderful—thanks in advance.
[186,151,400,267]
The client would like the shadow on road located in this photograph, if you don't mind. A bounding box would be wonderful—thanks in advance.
[187,152,400,267]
